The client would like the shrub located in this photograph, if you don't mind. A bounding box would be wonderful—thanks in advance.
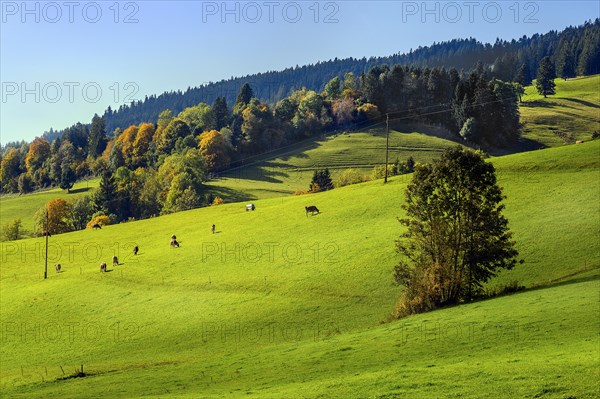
[592,130,600,140]
[211,196,225,206]
[293,189,309,195]
[371,164,396,180]
[2,219,23,241]
[484,280,525,297]
[309,182,321,193]
[86,215,110,229]
[393,262,443,317]
[336,168,367,187]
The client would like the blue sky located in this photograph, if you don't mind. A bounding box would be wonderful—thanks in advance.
[1,0,598,144]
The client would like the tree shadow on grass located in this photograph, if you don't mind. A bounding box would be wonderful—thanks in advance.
[489,138,547,156]
[68,187,92,194]
[205,185,257,203]
[520,100,557,108]
[561,97,600,109]
[217,161,302,185]
[524,270,599,293]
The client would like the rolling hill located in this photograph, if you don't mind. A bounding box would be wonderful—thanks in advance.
[1,76,598,239]
[206,75,600,200]
[1,140,598,398]
[0,179,99,237]
[520,74,600,147]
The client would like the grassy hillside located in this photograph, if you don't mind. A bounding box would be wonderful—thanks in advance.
[520,74,600,147]
[0,178,99,237]
[1,141,598,398]
[207,75,599,202]
[2,75,596,227]
[207,126,461,200]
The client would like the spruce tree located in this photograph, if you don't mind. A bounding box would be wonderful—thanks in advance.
[535,56,556,98]
[235,83,254,110]
[88,114,107,157]
[94,171,118,216]
[309,168,334,192]
[212,97,230,130]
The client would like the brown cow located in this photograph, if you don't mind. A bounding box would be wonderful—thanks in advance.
[133,245,139,255]
[170,238,180,248]
[55,263,61,273]
[112,256,119,266]
[100,262,107,272]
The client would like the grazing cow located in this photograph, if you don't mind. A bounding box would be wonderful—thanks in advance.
[246,204,255,211]
[211,224,216,234]
[100,262,107,272]
[55,263,61,273]
[112,255,119,266]
[92,223,102,230]
[305,205,320,216]
[170,238,180,248]
[133,246,139,255]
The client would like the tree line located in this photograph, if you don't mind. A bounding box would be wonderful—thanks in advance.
[1,61,522,196]
[31,18,597,138]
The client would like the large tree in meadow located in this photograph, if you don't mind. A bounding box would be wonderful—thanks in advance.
[394,146,519,317]
[34,198,73,235]
[535,56,556,98]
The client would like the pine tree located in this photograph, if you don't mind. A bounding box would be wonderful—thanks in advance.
[212,97,230,130]
[309,168,334,192]
[535,56,556,98]
[235,83,254,112]
[94,171,118,215]
[577,26,600,76]
[514,63,531,86]
[556,42,577,80]
[88,114,107,158]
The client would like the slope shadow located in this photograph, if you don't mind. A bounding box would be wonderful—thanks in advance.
[520,100,557,108]
[67,187,91,194]
[561,97,600,109]
[525,270,599,293]
[489,138,547,156]
[205,185,257,203]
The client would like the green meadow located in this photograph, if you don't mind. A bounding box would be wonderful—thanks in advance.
[1,140,598,398]
[1,76,597,221]
[206,128,461,201]
[206,75,600,200]
[520,74,600,147]
[0,178,99,237]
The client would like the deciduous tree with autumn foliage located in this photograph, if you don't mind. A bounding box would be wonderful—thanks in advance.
[198,130,231,172]
[34,198,73,235]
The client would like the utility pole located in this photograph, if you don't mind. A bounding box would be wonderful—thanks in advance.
[44,208,49,279]
[384,113,390,183]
